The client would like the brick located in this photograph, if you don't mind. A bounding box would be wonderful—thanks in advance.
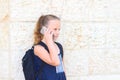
[0,51,9,78]
[64,50,89,76]
[88,49,120,75]
[0,0,9,22]
[0,22,9,50]
[10,22,35,50]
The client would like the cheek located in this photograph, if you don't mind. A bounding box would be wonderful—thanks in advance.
[53,31,58,36]
[54,31,57,35]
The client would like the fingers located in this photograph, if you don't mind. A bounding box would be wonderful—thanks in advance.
[46,29,53,35]
[44,28,54,41]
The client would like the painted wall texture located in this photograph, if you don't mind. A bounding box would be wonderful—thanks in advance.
[0,0,120,80]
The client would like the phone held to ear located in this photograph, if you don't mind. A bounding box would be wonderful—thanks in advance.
[40,26,47,35]
[40,26,54,40]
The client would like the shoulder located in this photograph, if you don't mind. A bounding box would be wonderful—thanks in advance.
[55,42,63,47]
[34,45,43,49]
[34,41,47,50]
[34,42,49,56]
[34,45,44,52]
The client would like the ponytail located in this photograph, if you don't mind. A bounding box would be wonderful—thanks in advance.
[34,15,44,45]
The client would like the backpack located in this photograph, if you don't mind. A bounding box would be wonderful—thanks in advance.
[22,42,63,80]
[22,46,40,80]
[22,42,46,80]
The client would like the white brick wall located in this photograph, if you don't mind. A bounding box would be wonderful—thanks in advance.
[0,0,120,80]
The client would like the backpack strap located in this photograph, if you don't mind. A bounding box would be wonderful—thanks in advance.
[55,42,64,59]
[38,41,49,52]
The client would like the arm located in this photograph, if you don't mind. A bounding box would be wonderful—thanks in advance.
[34,44,60,66]
[34,29,60,66]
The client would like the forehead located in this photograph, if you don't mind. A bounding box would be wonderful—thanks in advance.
[48,19,60,28]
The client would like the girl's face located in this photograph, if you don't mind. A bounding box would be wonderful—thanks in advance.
[47,19,60,41]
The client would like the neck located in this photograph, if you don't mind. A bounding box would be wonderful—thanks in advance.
[41,38,46,43]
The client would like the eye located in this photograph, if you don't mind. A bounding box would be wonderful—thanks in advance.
[54,28,57,31]
[54,28,60,31]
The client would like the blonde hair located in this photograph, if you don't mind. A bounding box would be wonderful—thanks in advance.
[34,14,60,45]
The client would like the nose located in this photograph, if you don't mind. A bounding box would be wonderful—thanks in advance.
[56,30,60,36]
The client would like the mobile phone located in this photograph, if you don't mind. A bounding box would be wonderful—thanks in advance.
[40,26,47,35]
[40,26,54,40]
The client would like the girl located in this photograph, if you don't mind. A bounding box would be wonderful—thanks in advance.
[33,14,66,80]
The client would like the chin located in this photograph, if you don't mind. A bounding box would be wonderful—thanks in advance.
[53,37,58,41]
